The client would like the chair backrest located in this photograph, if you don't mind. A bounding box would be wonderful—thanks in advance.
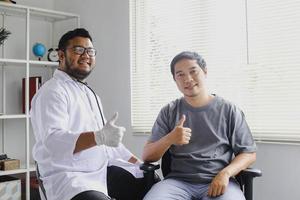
[161,149,172,177]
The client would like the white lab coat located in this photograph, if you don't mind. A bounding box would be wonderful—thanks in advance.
[31,69,134,200]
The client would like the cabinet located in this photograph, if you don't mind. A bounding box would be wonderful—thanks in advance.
[0,2,79,199]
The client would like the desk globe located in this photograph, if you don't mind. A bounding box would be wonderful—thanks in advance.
[32,43,46,61]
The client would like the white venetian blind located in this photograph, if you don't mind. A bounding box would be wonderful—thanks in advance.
[245,0,300,141]
[130,0,247,133]
[131,0,300,142]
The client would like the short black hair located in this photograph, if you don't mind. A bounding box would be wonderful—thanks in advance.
[58,28,93,50]
[170,51,206,78]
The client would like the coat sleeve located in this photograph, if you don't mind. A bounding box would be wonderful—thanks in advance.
[31,88,80,161]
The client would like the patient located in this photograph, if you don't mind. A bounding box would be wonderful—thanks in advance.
[143,51,257,200]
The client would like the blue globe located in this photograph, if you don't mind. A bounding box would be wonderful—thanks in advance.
[32,43,46,59]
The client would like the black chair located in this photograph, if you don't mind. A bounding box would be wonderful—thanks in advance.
[140,149,262,200]
[107,165,152,200]
[36,164,152,200]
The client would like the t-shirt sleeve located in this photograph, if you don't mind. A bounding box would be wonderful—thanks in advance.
[229,106,257,155]
[149,105,172,142]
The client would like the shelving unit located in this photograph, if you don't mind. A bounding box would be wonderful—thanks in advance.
[0,2,79,199]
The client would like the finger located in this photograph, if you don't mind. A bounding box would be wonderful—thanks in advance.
[183,127,192,133]
[220,185,226,195]
[212,186,217,197]
[184,131,192,137]
[216,185,223,196]
[208,185,213,197]
[107,112,118,125]
[177,114,186,127]
[184,135,191,141]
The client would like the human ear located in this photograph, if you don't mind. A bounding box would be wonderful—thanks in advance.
[58,50,65,62]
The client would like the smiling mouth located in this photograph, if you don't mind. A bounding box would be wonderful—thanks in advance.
[185,84,197,90]
[78,61,90,65]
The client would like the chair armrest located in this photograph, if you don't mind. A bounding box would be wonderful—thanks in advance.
[239,168,262,178]
[140,162,161,191]
[140,162,160,172]
[236,168,262,200]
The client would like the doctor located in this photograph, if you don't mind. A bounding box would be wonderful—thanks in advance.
[31,28,127,200]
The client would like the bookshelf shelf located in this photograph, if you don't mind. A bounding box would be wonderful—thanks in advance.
[0,2,79,199]
[0,58,27,65]
[29,60,58,67]
[0,114,26,119]
[0,168,28,176]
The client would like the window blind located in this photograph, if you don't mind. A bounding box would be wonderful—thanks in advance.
[245,0,300,141]
[130,0,300,142]
[130,0,247,133]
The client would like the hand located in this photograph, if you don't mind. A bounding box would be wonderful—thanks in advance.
[207,170,230,197]
[95,112,125,147]
[169,115,192,145]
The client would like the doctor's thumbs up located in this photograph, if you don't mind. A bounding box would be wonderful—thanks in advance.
[95,112,125,147]
[169,114,192,145]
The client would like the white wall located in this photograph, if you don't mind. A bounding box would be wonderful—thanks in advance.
[51,1,300,200]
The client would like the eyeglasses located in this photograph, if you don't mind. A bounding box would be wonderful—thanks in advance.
[67,46,97,57]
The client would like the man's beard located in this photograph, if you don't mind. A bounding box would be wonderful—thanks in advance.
[65,59,92,80]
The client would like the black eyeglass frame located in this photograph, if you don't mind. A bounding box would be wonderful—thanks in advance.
[64,46,97,57]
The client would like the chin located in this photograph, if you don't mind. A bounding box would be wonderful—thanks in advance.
[184,90,201,97]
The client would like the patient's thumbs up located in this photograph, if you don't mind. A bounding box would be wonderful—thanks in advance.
[177,114,186,127]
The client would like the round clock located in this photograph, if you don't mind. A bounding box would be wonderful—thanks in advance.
[47,48,59,62]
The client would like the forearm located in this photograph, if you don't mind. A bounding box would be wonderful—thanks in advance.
[73,131,97,154]
[142,134,173,162]
[143,116,192,162]
[220,152,256,177]
[128,156,140,164]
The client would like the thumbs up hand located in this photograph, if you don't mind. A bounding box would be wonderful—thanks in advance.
[169,115,192,145]
[95,112,125,147]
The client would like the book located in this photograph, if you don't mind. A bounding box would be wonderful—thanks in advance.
[22,76,42,114]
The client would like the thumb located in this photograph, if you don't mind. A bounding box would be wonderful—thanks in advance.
[177,114,186,127]
[107,112,118,125]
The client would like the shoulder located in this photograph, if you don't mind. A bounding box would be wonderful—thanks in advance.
[214,95,245,119]
[159,98,182,116]
[215,95,239,110]
[35,77,70,103]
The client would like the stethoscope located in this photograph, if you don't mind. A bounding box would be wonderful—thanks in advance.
[75,79,113,161]
[76,79,105,127]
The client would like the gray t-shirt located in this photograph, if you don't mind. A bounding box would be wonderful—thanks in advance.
[149,95,256,183]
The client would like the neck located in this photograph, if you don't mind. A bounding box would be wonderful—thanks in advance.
[184,91,213,107]
[58,68,86,82]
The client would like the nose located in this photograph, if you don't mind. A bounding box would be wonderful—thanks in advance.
[184,74,193,83]
[81,50,90,58]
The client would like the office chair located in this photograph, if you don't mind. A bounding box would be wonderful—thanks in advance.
[140,149,262,200]
[36,164,151,200]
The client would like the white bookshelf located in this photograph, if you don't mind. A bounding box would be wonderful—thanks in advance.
[0,2,79,199]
